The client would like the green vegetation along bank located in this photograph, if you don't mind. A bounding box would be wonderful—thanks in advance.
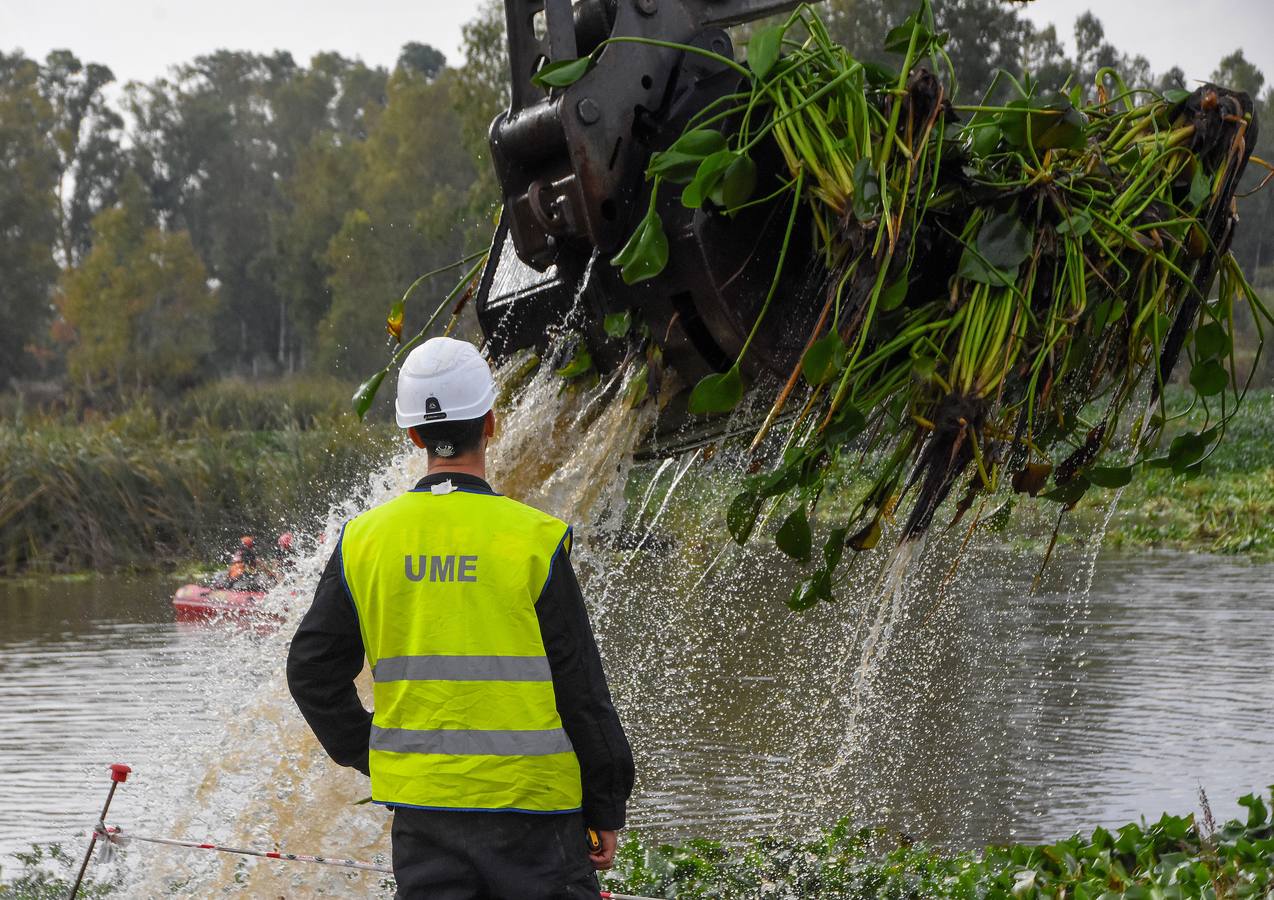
[5,789,1271,898]
[0,377,397,576]
[1101,391,1274,557]
[601,789,1274,899]
[4,385,1272,577]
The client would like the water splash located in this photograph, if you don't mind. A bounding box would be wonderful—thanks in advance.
[102,343,1125,895]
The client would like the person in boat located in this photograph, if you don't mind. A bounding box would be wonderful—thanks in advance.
[271,532,297,576]
[287,337,632,900]
[231,535,273,591]
[211,536,261,590]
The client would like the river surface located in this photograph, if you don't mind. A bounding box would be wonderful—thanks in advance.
[0,552,1272,881]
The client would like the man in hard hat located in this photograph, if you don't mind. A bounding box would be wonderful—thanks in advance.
[287,337,633,899]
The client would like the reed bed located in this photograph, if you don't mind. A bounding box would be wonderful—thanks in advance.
[0,411,395,575]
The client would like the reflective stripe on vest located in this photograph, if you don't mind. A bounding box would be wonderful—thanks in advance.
[341,489,582,813]
[373,654,552,683]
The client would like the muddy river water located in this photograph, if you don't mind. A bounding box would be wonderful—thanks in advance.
[1,550,1270,881]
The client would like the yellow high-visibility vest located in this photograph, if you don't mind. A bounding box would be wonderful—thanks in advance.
[340,480,583,813]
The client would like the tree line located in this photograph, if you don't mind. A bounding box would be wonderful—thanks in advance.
[2,0,1270,402]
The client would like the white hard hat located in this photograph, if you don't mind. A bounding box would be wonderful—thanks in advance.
[395,337,495,429]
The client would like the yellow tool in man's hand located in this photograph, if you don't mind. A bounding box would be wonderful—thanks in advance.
[586,828,602,854]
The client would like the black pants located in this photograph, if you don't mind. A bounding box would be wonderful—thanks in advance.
[390,808,601,900]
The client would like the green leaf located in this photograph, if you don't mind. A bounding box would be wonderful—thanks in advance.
[386,301,405,342]
[957,248,1017,286]
[681,150,737,209]
[556,345,594,378]
[1091,298,1125,332]
[747,24,785,80]
[851,158,881,220]
[687,365,744,415]
[1238,792,1269,827]
[604,311,632,339]
[1055,208,1093,237]
[351,369,387,419]
[802,332,846,386]
[775,507,812,561]
[823,527,848,569]
[1035,104,1087,150]
[714,153,757,210]
[647,130,727,183]
[1087,465,1134,489]
[998,99,1036,148]
[848,517,882,551]
[788,571,832,611]
[879,275,908,311]
[883,13,934,55]
[532,57,594,89]
[1193,321,1230,359]
[1167,431,1209,473]
[1041,476,1091,509]
[1163,88,1190,104]
[861,61,898,88]
[1001,99,1082,150]
[1189,358,1229,396]
[1188,165,1211,208]
[959,211,1031,286]
[610,204,669,285]
[970,121,1001,157]
[755,463,800,498]
[824,405,866,449]
[1011,462,1053,496]
[911,356,937,382]
[977,211,1033,269]
[624,363,649,408]
[727,490,763,545]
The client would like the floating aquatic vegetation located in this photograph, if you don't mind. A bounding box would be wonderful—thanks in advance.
[603,787,1274,900]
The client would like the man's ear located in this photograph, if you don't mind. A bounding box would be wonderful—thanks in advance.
[484,410,497,440]
[408,427,426,449]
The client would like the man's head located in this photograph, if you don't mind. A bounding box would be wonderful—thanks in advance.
[395,337,496,467]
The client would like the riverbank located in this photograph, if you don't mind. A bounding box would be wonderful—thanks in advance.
[1101,391,1274,556]
[0,378,397,576]
[3,386,1271,576]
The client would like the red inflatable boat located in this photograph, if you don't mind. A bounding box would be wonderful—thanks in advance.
[171,584,281,623]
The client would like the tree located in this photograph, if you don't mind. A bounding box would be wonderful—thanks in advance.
[1020,23,1072,97]
[269,53,388,369]
[398,42,447,80]
[0,52,60,383]
[128,50,391,373]
[58,175,218,393]
[317,66,478,376]
[452,0,510,222]
[1069,12,1153,100]
[274,134,364,369]
[823,0,1030,102]
[39,50,124,266]
[1212,50,1265,98]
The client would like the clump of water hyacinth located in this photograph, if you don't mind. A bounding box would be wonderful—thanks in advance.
[588,1,1270,605]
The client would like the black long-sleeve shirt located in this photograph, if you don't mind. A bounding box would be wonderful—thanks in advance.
[286,471,634,830]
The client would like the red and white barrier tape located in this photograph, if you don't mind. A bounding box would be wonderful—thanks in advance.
[98,824,392,874]
[97,824,656,899]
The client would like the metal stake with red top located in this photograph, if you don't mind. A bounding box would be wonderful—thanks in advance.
[68,763,131,900]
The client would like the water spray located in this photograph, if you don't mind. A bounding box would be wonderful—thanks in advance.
[69,765,660,900]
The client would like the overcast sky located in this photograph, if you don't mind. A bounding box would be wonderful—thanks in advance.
[3,0,1271,94]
